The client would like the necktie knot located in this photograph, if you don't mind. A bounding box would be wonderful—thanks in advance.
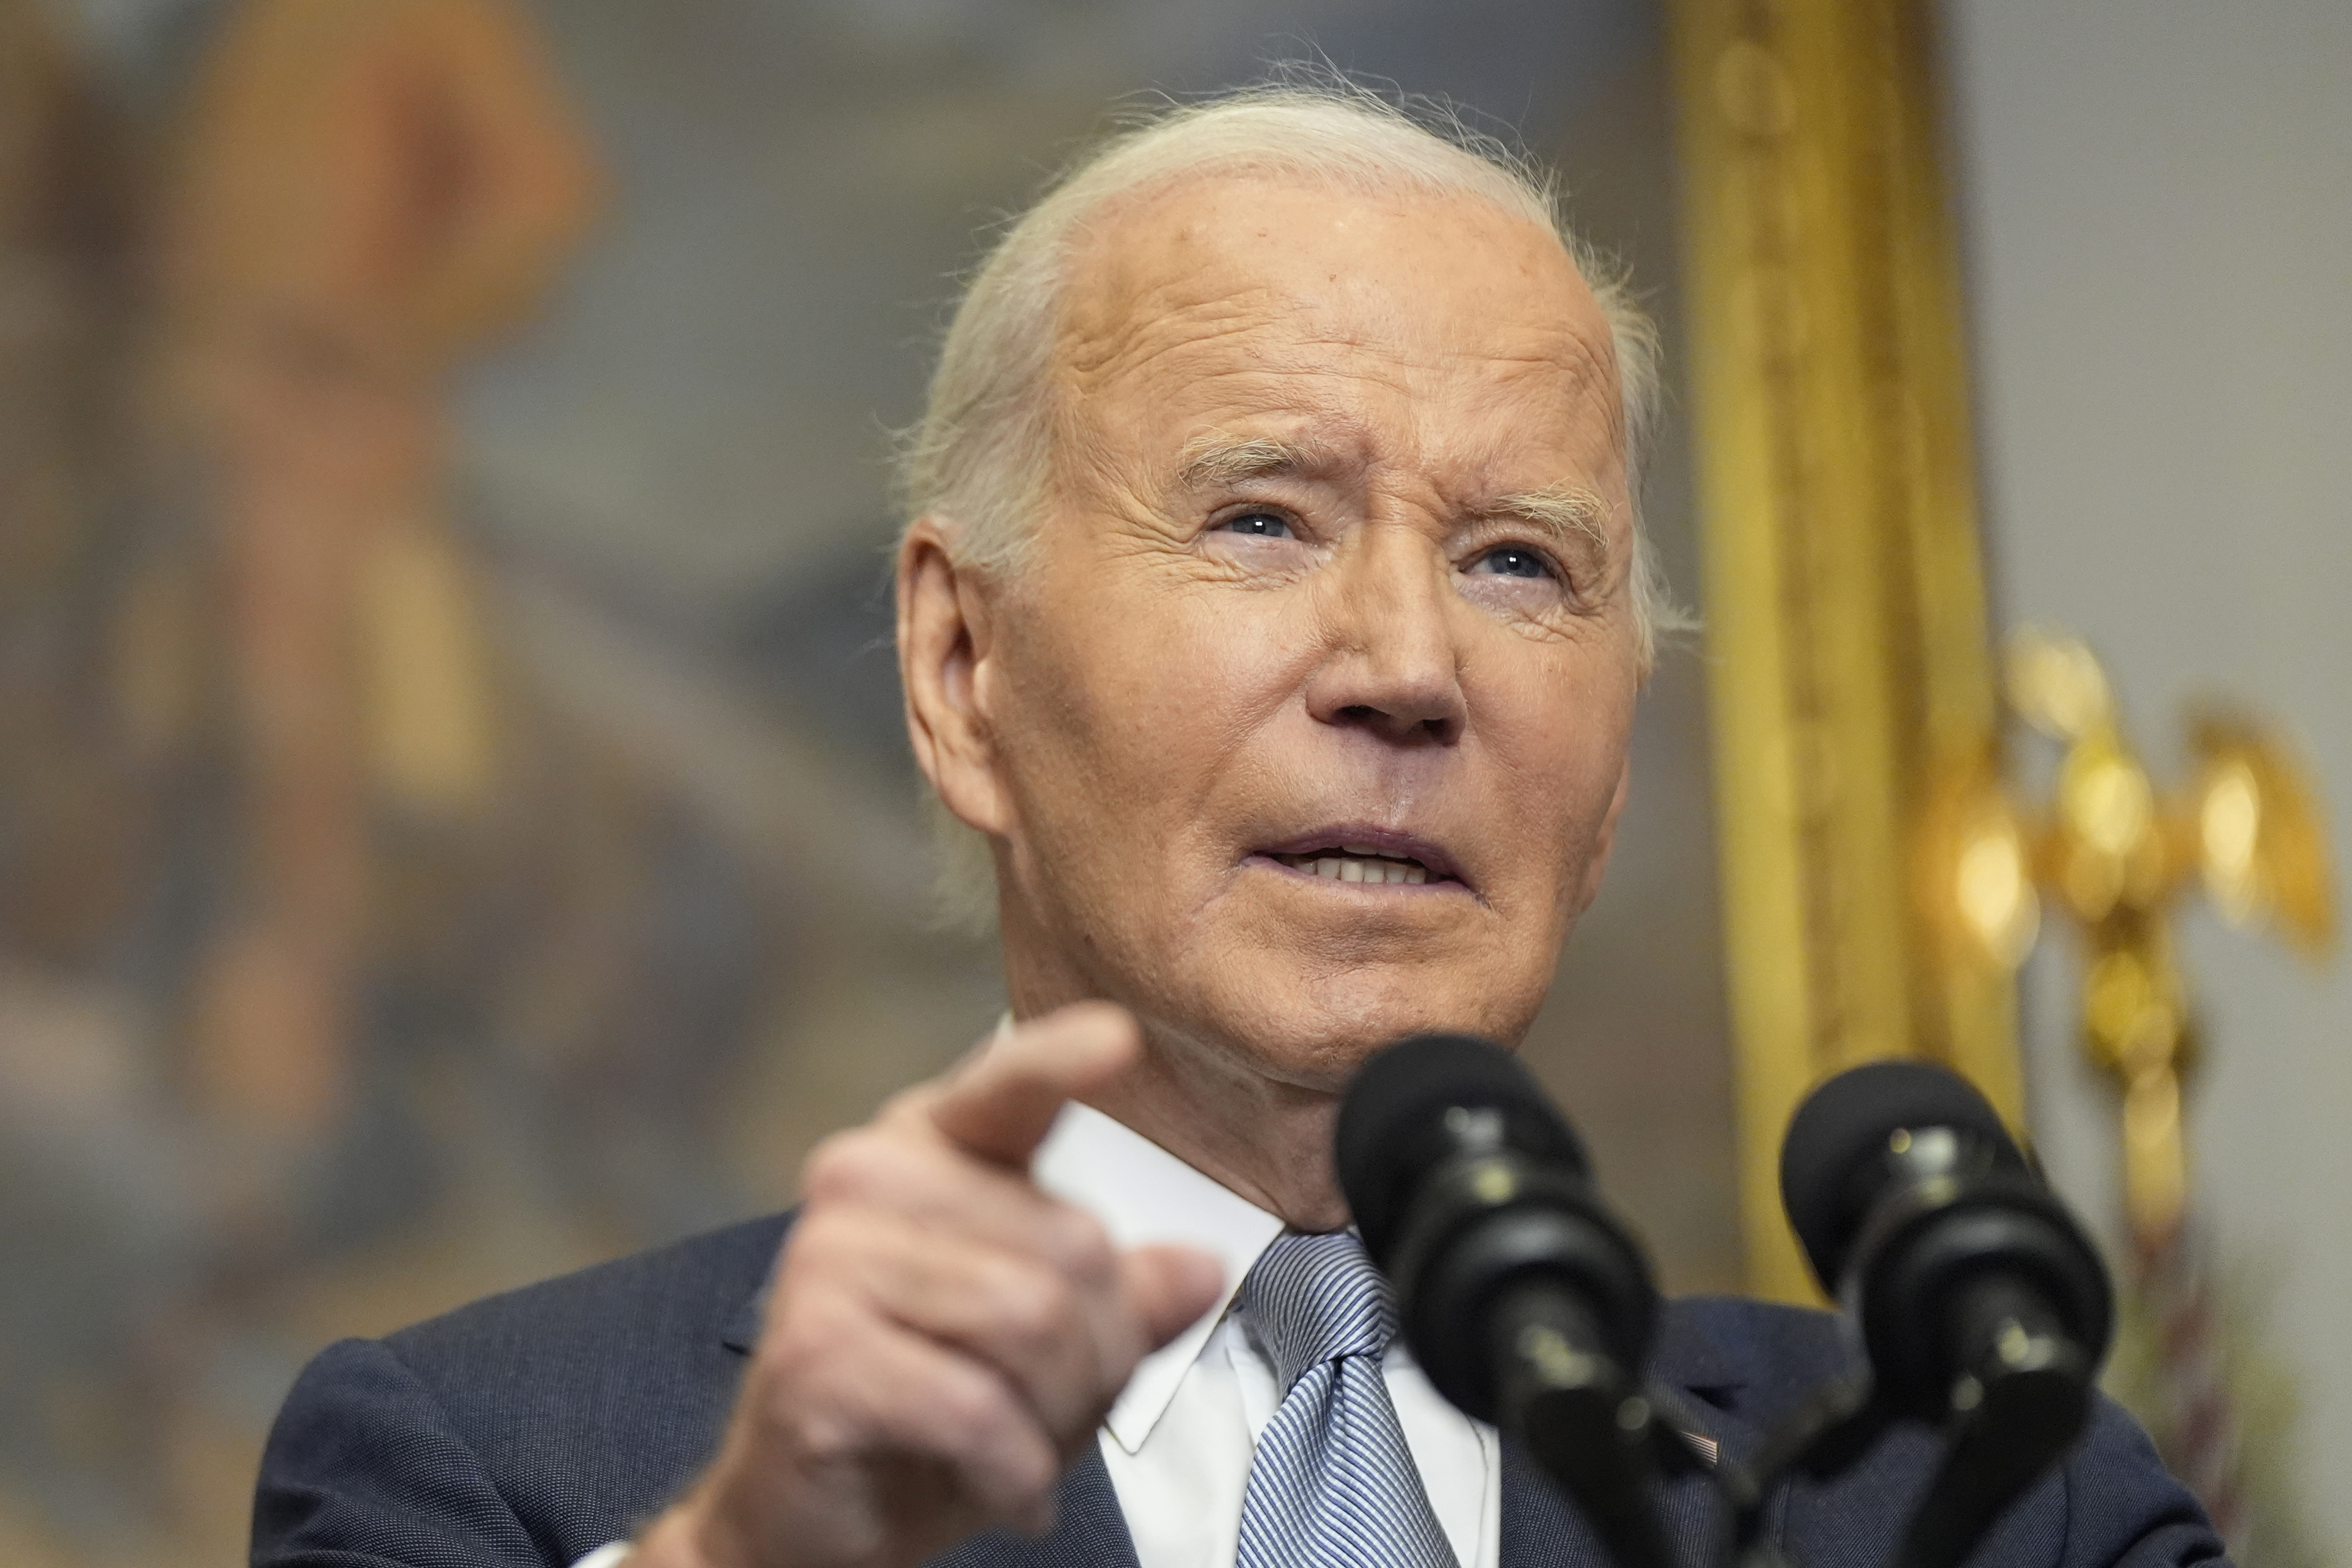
[1239,1230,1399,1394]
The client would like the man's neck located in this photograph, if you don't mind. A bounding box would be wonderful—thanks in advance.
[997,897,1353,1230]
[1077,1022,1352,1233]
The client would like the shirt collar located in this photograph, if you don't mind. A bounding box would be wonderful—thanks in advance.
[1031,1099,1286,1455]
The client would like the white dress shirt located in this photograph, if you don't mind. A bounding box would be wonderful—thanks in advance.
[1032,1101,1500,1568]
[575,1102,1499,1568]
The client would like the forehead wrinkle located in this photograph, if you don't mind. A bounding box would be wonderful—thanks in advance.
[1544,315,1625,447]
[1061,242,1600,421]
[1052,205,1629,506]
[1058,286,1280,386]
[1062,295,1418,415]
[1059,172,1614,378]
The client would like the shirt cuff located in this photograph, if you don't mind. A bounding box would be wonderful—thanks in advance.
[572,1544,632,1568]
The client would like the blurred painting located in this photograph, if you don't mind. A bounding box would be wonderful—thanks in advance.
[0,2,1730,1561]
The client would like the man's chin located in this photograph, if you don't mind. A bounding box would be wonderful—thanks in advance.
[1168,955,1544,1090]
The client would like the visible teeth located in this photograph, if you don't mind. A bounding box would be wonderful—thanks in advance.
[1341,843,1383,856]
[1275,851,1436,885]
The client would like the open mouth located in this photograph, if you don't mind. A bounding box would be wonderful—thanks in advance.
[1253,829,1464,890]
[1269,847,1433,885]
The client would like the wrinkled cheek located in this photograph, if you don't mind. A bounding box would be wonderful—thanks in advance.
[1511,680,1636,900]
[994,609,1208,916]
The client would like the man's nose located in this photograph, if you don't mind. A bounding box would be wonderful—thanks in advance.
[1302,530,1468,745]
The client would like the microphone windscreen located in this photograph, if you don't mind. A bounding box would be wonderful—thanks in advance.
[1336,1033,1588,1262]
[1779,1060,2021,1294]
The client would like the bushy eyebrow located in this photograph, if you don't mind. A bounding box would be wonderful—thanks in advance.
[1487,486,1612,560]
[1173,433,1334,490]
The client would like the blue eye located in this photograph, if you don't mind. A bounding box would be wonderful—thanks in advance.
[1473,546,1551,580]
[1218,512,1294,539]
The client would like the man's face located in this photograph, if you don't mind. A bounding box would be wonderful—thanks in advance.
[968,174,1641,1091]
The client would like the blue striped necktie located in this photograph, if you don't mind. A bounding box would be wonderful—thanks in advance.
[1233,1230,1461,1568]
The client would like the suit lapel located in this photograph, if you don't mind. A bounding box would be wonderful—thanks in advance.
[720,1291,762,1356]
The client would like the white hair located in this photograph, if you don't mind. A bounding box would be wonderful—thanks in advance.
[896,81,1678,929]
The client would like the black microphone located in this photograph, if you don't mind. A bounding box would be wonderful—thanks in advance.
[1780,1061,2114,1568]
[1337,1033,1669,1568]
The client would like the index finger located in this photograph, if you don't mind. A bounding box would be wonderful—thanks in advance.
[927,1002,1141,1168]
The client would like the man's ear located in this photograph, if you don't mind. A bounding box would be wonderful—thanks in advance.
[897,517,1012,838]
[1573,758,1633,917]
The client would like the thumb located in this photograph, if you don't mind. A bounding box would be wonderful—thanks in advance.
[1120,1244,1226,1351]
[929,1001,1140,1168]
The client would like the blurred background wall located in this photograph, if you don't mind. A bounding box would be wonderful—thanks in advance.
[1945,0,2352,1554]
[0,3,1733,1562]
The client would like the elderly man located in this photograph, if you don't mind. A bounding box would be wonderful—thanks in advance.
[253,88,2225,1568]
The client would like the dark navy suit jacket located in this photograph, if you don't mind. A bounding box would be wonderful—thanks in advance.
[252,1213,2227,1568]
